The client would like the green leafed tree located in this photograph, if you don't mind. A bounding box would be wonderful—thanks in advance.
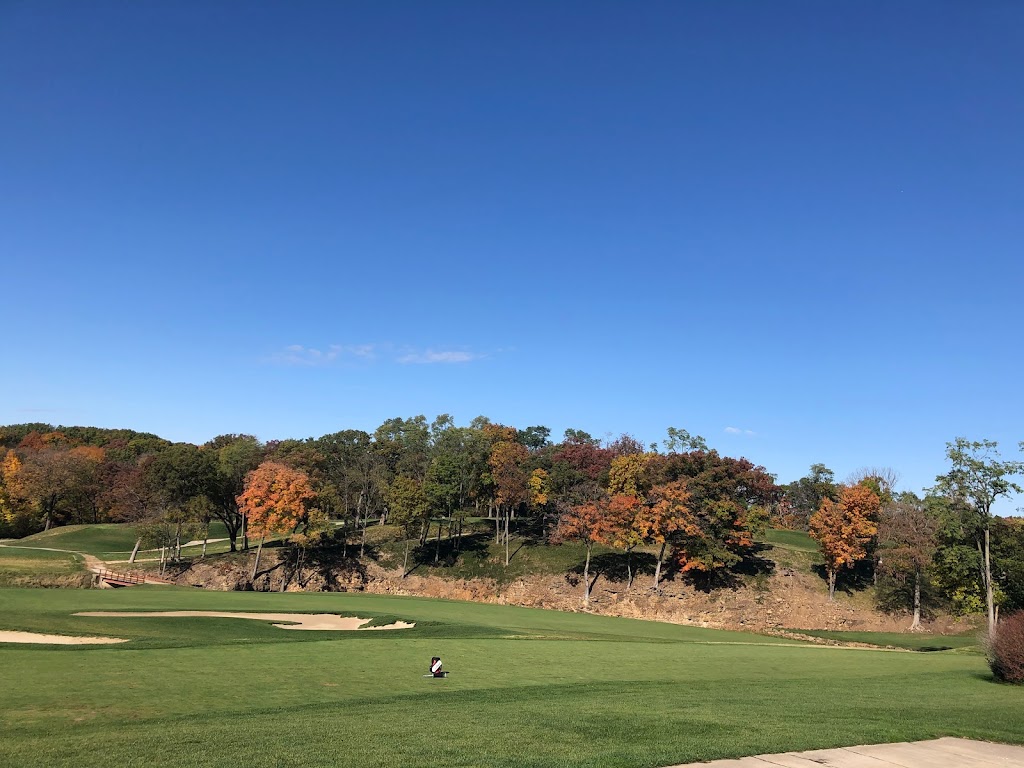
[933,438,1024,634]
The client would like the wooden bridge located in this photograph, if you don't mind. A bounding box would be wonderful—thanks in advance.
[95,568,147,587]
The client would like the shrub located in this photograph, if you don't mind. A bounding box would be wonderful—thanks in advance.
[989,611,1024,684]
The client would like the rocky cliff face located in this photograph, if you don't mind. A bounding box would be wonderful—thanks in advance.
[165,549,969,634]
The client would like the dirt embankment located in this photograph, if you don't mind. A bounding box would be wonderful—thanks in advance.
[164,550,969,634]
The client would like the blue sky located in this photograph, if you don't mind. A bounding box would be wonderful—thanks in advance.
[2,2,1022,504]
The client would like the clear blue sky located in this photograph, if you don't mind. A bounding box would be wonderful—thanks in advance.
[2,2,1022,504]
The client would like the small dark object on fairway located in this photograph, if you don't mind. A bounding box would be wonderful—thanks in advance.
[427,656,448,678]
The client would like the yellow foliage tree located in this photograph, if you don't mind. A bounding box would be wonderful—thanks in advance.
[809,484,880,600]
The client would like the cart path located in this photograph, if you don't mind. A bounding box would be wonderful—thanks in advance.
[663,737,1024,767]
[0,543,170,584]
[0,543,105,572]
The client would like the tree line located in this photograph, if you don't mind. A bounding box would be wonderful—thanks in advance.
[782,440,1024,633]
[0,419,1020,627]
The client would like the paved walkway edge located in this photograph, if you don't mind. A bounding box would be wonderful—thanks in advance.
[662,737,1024,767]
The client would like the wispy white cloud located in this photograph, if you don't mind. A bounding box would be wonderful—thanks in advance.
[397,349,480,365]
[725,426,757,436]
[269,343,485,367]
[272,344,376,367]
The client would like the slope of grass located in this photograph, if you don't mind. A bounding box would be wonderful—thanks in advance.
[18,523,142,555]
[759,528,818,552]
[786,628,983,652]
[16,521,232,558]
[381,531,621,584]
[1,587,1022,768]
[0,547,88,587]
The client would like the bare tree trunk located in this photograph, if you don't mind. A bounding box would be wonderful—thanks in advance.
[129,538,142,564]
[827,568,837,601]
[435,520,442,563]
[251,535,266,582]
[910,570,922,631]
[504,511,510,567]
[241,512,248,551]
[494,509,500,543]
[653,541,666,591]
[626,547,633,590]
[360,515,367,558]
[174,523,182,561]
[583,542,592,607]
[201,523,209,557]
[159,546,166,576]
[402,537,410,577]
[984,526,995,635]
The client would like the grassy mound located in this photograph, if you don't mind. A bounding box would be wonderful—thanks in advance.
[1,587,1022,767]
[16,521,232,559]
[0,548,89,588]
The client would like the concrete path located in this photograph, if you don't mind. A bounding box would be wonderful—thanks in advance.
[665,738,1024,767]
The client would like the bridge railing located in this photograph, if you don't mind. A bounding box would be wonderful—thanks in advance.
[96,568,146,585]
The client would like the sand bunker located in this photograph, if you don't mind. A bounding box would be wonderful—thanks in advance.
[73,611,415,631]
[0,630,128,645]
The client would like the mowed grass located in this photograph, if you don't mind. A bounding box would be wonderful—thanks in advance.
[758,528,818,552]
[15,521,232,559]
[787,628,983,652]
[1,588,1022,768]
[0,547,90,587]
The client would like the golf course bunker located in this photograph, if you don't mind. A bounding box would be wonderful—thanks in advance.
[0,630,128,645]
[74,611,415,631]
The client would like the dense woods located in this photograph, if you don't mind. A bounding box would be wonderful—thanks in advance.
[1,420,1021,624]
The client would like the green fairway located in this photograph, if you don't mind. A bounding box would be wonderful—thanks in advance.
[15,521,232,559]
[1,588,1022,768]
[786,628,983,652]
[758,528,819,552]
[17,523,147,556]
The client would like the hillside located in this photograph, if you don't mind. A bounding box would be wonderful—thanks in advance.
[161,526,975,636]
[3,522,980,636]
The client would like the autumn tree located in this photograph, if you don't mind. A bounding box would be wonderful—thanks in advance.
[17,446,100,531]
[528,468,549,511]
[643,480,690,590]
[0,450,28,536]
[647,450,776,575]
[810,484,881,600]
[554,498,617,606]
[237,461,320,581]
[605,452,656,589]
[489,438,529,566]
[877,494,940,630]
[933,438,1024,634]
[606,493,644,589]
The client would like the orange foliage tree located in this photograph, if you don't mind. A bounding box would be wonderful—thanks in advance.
[605,493,645,589]
[237,461,320,581]
[641,480,691,590]
[809,484,880,600]
[554,497,618,606]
